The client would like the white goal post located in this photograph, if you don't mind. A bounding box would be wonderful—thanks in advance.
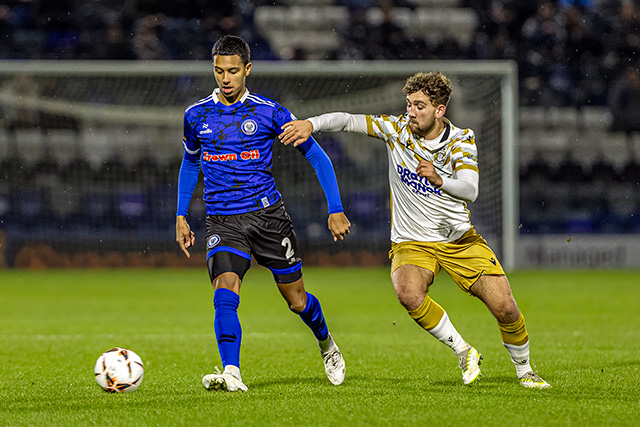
[0,60,518,270]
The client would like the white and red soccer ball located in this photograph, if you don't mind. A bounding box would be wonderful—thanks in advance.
[94,347,144,393]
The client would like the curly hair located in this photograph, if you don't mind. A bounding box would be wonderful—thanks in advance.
[211,35,250,65]
[402,72,452,107]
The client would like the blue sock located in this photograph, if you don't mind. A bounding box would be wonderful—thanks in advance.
[295,292,329,341]
[213,288,241,368]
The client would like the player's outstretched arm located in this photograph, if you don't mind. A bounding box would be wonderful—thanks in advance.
[280,120,313,147]
[328,212,351,241]
[280,113,368,147]
[176,215,195,258]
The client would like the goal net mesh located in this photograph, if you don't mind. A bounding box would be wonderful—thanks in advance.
[0,62,509,267]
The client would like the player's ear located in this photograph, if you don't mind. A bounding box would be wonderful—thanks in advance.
[245,62,252,76]
[436,104,446,118]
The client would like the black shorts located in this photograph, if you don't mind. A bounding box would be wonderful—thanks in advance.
[205,200,303,284]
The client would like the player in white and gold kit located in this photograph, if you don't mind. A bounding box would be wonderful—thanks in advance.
[279,72,549,389]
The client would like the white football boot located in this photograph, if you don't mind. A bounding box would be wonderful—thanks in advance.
[318,333,345,385]
[519,371,551,389]
[458,346,483,385]
[202,365,248,392]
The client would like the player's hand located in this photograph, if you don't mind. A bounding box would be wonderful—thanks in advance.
[416,160,443,188]
[279,120,313,147]
[176,215,195,258]
[328,212,351,241]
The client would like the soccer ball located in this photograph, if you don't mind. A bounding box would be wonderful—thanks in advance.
[94,347,144,393]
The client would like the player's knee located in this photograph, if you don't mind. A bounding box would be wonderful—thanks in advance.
[395,288,425,311]
[494,302,520,324]
[288,298,306,313]
[392,265,432,311]
[276,276,306,312]
[393,282,426,311]
[283,288,306,313]
[212,272,241,293]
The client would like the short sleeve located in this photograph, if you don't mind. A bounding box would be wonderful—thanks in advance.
[272,103,296,131]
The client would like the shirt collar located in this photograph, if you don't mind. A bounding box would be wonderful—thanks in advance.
[212,88,250,105]
[419,121,450,144]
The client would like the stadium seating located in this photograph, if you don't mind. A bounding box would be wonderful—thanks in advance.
[254,5,350,59]
[253,3,479,59]
[0,0,638,250]
[365,7,478,47]
[518,102,639,234]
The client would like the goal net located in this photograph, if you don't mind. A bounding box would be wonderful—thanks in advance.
[0,60,517,269]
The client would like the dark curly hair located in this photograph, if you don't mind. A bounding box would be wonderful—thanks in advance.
[402,72,452,107]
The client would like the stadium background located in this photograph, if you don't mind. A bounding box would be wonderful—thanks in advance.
[0,0,639,269]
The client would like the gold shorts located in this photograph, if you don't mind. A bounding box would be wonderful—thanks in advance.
[389,228,505,294]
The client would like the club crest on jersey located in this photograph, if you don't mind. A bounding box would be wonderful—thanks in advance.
[434,151,446,165]
[207,235,221,248]
[241,119,257,135]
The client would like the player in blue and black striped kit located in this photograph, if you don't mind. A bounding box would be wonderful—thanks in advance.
[176,35,351,392]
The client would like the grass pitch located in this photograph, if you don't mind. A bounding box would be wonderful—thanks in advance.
[1,267,639,426]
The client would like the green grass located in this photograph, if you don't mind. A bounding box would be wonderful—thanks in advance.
[1,267,639,426]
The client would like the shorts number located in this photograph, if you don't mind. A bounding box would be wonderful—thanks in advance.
[281,237,294,259]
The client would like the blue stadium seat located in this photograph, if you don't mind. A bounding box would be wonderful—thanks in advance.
[115,191,148,229]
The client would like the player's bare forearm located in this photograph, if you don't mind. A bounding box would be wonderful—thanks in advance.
[416,160,443,188]
[280,120,313,147]
[176,215,195,258]
[328,212,351,241]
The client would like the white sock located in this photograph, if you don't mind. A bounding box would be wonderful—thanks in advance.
[504,341,532,377]
[428,311,470,356]
[317,333,336,354]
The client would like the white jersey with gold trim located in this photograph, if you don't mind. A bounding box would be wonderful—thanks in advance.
[364,113,478,243]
